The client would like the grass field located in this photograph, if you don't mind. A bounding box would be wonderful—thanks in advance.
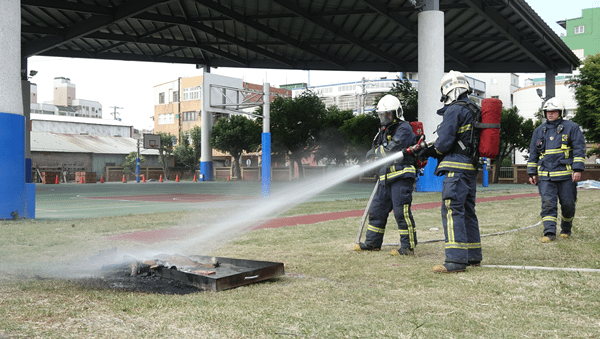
[1,186,599,338]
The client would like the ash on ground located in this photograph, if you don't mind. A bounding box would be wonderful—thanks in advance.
[74,249,204,295]
[77,261,202,295]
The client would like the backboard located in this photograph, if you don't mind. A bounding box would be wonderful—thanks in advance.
[143,134,161,149]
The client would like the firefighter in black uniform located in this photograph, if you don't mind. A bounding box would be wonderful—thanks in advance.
[527,97,585,242]
[420,70,482,273]
[355,94,418,255]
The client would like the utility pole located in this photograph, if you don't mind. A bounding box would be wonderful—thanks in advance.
[136,138,141,183]
[177,77,182,143]
[361,77,366,114]
[110,106,123,120]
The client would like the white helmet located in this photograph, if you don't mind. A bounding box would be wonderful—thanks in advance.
[376,94,403,125]
[542,97,565,118]
[440,70,471,105]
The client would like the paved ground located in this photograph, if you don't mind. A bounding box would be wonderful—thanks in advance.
[35,180,534,220]
[33,180,540,245]
[102,191,540,244]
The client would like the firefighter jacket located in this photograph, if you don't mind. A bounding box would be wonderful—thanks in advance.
[527,118,586,181]
[373,120,417,182]
[433,95,478,175]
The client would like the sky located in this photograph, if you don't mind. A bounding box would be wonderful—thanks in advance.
[27,0,600,130]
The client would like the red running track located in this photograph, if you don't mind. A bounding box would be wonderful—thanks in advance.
[105,193,539,243]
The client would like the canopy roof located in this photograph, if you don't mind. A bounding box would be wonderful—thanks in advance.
[21,0,579,74]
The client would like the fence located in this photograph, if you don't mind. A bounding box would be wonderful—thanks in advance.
[499,167,515,179]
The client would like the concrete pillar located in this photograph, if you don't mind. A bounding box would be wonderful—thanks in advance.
[545,70,556,100]
[418,10,444,141]
[416,7,445,192]
[200,69,213,180]
[0,0,34,219]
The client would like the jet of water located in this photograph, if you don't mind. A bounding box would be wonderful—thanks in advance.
[168,149,411,254]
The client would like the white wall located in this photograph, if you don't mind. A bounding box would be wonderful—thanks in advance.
[513,82,577,120]
[31,113,132,137]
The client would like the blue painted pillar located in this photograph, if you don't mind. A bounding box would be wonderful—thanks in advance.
[262,83,271,198]
[416,157,444,192]
[262,133,271,198]
[135,158,141,183]
[200,161,213,181]
[482,157,489,187]
[0,0,33,219]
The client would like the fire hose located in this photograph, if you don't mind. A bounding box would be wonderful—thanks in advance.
[355,139,432,244]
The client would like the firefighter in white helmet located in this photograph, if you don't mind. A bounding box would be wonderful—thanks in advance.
[355,94,419,256]
[527,97,585,242]
[419,70,482,273]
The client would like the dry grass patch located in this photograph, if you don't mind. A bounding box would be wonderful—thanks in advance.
[1,188,599,338]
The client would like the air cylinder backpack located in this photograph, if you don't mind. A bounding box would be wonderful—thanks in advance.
[454,98,502,167]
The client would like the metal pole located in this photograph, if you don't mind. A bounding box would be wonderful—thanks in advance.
[355,180,379,244]
[482,157,489,187]
[136,139,141,183]
[262,83,271,198]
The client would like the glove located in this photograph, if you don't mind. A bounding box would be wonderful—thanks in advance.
[417,145,438,161]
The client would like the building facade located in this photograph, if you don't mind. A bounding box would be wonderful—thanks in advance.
[30,77,103,118]
[153,75,291,141]
[31,113,133,138]
[289,74,486,114]
[465,73,519,108]
[559,7,600,59]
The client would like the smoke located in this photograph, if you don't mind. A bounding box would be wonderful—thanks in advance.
[10,151,406,279]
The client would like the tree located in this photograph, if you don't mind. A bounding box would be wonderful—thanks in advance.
[211,114,261,180]
[189,126,202,171]
[339,111,380,161]
[313,106,355,166]
[569,53,600,143]
[173,131,196,171]
[374,77,419,122]
[266,91,327,178]
[586,144,600,158]
[122,152,145,175]
[157,132,176,179]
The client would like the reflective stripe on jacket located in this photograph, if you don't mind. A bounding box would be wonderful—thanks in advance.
[374,120,417,182]
[433,96,477,175]
[527,119,586,181]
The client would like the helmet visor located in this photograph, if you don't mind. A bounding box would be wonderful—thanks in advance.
[378,110,395,125]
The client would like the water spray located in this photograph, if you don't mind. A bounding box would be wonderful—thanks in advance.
[32,140,432,278]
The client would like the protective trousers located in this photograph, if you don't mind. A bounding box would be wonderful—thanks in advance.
[538,180,577,236]
[366,178,416,249]
[441,171,481,265]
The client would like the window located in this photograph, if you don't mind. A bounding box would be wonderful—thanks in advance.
[173,91,180,103]
[183,86,201,101]
[158,113,174,125]
[182,111,198,121]
[159,92,165,104]
[575,25,584,34]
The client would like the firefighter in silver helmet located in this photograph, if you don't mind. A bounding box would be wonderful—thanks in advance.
[419,70,482,273]
[355,94,419,256]
[527,97,585,242]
